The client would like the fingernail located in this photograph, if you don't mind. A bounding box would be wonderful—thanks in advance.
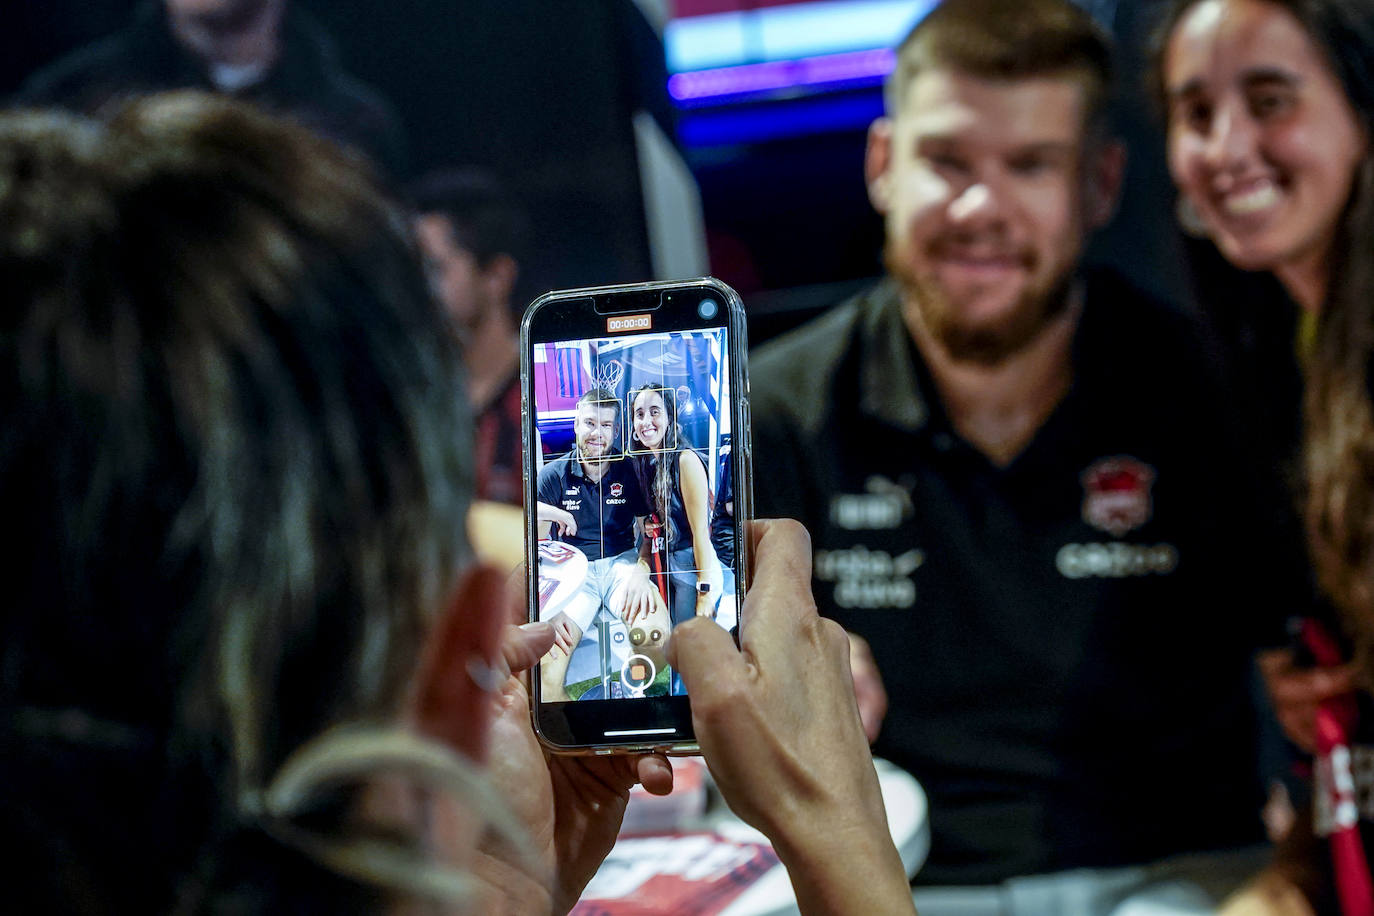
[466,656,507,693]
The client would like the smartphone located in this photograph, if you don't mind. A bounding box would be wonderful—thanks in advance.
[521,277,752,754]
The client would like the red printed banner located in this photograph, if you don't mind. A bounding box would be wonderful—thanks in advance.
[572,832,779,916]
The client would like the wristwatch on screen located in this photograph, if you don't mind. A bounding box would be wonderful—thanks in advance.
[695,581,711,595]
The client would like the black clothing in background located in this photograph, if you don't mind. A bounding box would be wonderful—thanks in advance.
[474,372,524,506]
[711,441,736,567]
[751,271,1301,885]
[14,1,408,179]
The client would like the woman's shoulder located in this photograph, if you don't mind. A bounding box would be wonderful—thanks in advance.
[675,447,706,473]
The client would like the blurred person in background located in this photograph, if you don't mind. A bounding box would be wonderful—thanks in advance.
[13,0,407,177]
[751,0,1304,911]
[711,439,736,568]
[411,168,529,506]
[0,91,916,914]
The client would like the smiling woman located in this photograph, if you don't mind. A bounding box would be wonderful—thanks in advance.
[1161,0,1366,307]
[628,383,725,629]
[1155,0,1374,910]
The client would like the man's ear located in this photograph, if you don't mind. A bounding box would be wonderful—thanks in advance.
[865,117,896,214]
[1084,138,1127,229]
[409,564,510,764]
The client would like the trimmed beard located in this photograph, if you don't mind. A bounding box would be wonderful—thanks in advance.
[885,238,1074,366]
[576,435,616,467]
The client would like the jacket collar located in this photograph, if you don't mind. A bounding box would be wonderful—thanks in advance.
[857,279,931,434]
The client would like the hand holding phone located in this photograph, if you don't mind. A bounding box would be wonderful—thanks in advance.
[472,618,675,913]
[668,520,916,915]
[521,278,752,753]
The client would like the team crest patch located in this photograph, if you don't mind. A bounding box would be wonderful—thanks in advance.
[1080,456,1155,537]
[610,482,624,498]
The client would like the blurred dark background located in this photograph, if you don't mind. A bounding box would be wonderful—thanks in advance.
[3,0,1182,346]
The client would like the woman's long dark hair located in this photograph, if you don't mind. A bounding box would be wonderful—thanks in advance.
[629,383,686,544]
[1155,0,1374,670]
[1283,0,1374,672]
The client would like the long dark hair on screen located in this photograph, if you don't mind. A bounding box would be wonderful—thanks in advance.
[629,382,686,544]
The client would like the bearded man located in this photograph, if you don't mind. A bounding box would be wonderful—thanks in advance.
[750,0,1304,910]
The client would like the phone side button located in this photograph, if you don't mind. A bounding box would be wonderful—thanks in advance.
[593,748,614,755]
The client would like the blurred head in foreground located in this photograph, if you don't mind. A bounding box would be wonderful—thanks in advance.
[0,92,521,913]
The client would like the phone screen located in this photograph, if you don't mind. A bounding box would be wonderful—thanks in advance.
[523,280,749,751]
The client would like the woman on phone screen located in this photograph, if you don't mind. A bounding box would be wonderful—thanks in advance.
[626,383,724,629]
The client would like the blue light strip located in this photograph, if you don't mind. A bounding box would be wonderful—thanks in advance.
[666,0,936,73]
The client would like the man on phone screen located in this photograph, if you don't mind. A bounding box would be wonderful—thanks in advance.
[536,388,665,699]
[750,0,1302,910]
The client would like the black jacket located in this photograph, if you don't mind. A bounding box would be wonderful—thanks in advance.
[16,1,407,178]
[752,271,1301,883]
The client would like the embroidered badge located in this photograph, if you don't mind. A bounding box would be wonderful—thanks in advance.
[1080,456,1156,537]
[610,482,624,498]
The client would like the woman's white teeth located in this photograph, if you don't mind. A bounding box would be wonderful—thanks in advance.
[1224,182,1279,215]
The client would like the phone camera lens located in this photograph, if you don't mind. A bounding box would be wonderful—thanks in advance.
[697,298,718,320]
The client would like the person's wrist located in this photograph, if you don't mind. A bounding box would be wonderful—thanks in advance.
[761,774,898,879]
[550,881,585,916]
[770,815,910,915]
[769,801,887,862]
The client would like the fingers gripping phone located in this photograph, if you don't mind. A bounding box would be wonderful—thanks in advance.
[521,278,752,754]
